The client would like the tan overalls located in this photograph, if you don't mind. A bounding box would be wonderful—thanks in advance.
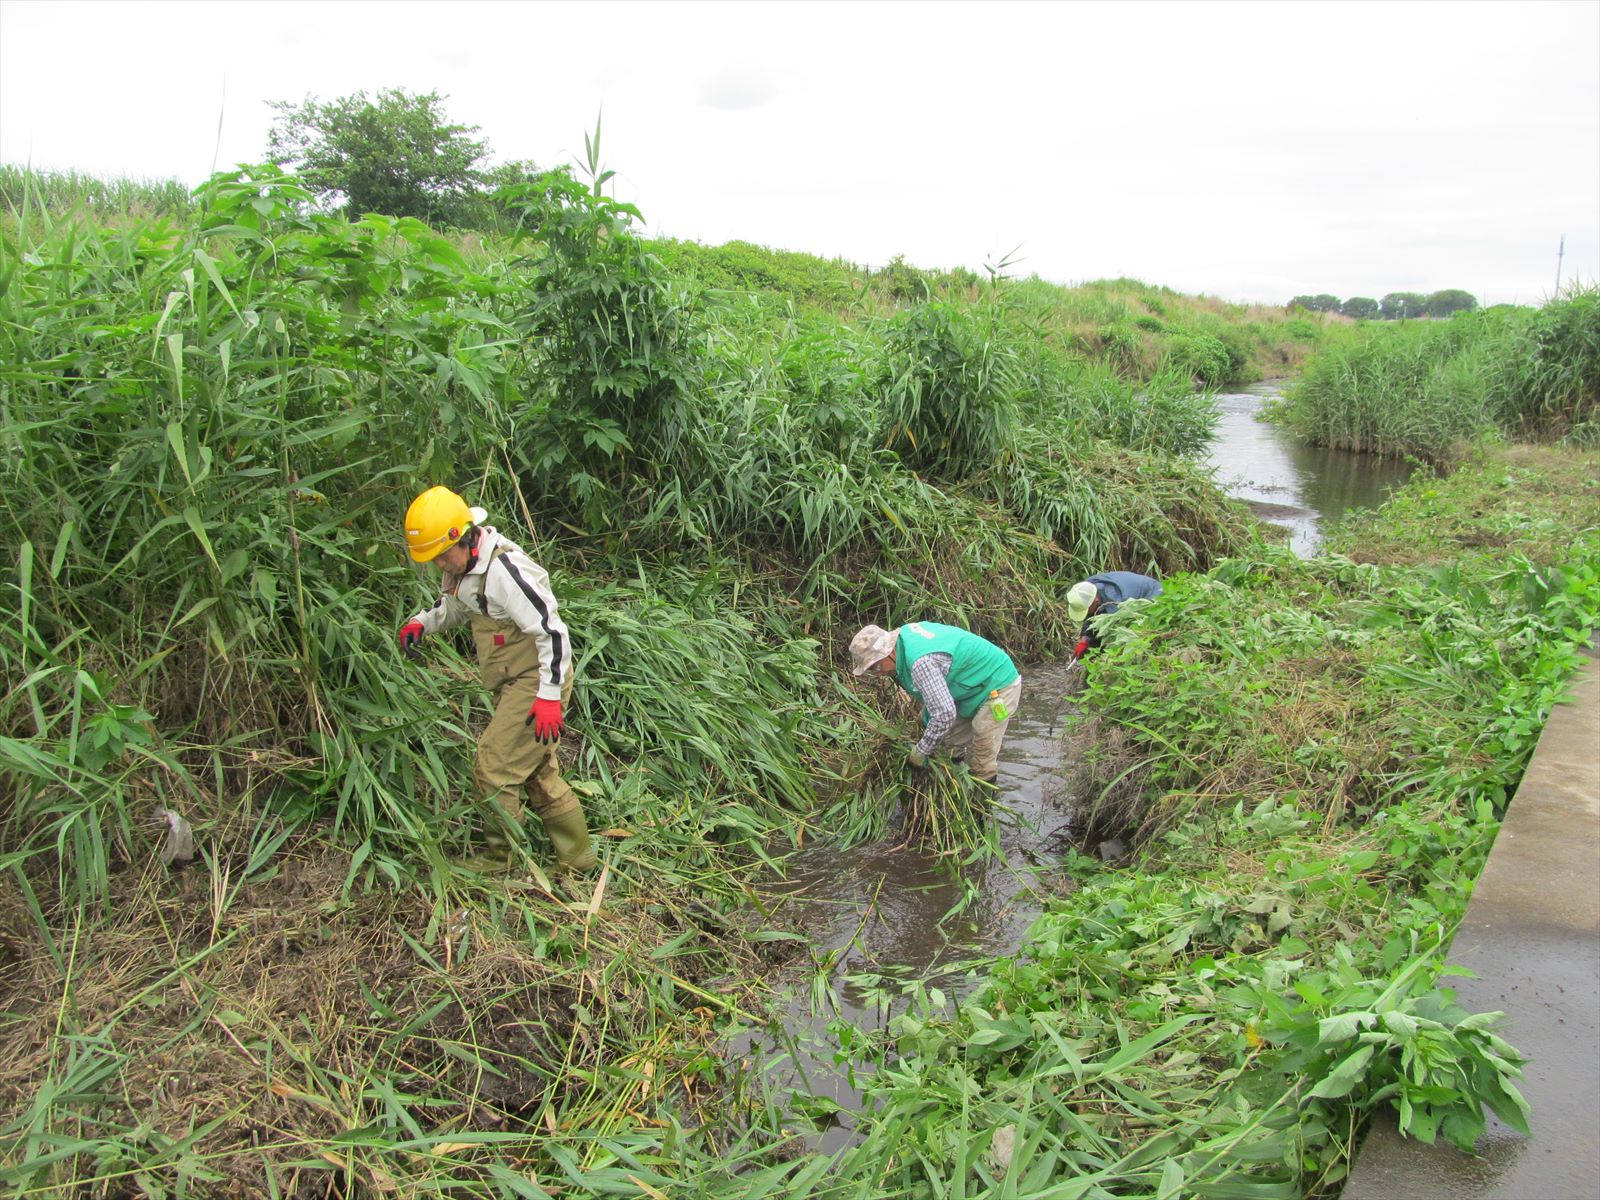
[463,547,579,835]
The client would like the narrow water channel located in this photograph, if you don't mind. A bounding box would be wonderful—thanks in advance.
[1205,382,1414,555]
[736,383,1416,1148]
[739,662,1083,1151]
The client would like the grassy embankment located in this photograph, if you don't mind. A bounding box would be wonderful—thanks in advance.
[0,161,1292,1197]
[1270,291,1600,462]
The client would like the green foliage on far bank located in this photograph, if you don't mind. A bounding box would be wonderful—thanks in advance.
[3,161,1331,389]
[656,238,1327,388]
[1290,289,1479,320]
[1273,288,1600,460]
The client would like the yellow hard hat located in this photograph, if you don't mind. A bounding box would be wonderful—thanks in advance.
[403,486,487,562]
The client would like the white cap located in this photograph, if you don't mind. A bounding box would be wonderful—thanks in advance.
[1068,581,1098,623]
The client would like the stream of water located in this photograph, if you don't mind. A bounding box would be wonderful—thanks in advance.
[737,662,1083,1150]
[1204,383,1414,555]
[735,384,1415,1147]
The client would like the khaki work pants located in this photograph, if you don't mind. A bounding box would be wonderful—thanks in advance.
[941,675,1022,780]
[471,675,578,835]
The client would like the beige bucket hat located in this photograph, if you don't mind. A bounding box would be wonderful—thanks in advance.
[849,624,899,675]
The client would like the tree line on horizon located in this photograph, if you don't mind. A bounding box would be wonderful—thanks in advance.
[1288,290,1480,320]
[1,84,1506,323]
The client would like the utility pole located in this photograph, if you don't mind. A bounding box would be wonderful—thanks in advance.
[1555,234,1566,297]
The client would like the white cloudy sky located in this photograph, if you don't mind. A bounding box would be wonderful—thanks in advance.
[2,0,1596,305]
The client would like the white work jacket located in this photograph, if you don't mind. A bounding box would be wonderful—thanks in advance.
[408,527,572,701]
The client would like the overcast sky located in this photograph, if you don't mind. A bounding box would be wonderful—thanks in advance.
[2,0,1596,305]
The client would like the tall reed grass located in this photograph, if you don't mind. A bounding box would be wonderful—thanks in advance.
[0,163,194,219]
[1275,289,1600,460]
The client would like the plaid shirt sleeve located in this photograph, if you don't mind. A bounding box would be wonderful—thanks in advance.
[911,652,956,755]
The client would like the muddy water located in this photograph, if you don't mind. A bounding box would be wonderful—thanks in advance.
[739,663,1082,1151]
[738,387,1412,1145]
[1206,382,1414,556]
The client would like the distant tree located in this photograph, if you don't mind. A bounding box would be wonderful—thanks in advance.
[1288,294,1344,313]
[1340,296,1380,320]
[266,88,490,223]
[482,158,547,193]
[1379,291,1427,320]
[879,254,932,305]
[1424,289,1480,318]
[455,158,559,233]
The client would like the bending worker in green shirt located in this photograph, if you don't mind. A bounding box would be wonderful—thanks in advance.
[849,621,1023,785]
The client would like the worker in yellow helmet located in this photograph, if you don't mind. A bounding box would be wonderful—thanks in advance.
[398,486,598,874]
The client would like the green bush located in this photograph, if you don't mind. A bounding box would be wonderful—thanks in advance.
[1167,332,1232,386]
[879,301,1019,479]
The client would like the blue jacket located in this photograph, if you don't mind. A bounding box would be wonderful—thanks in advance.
[1082,571,1163,649]
[1089,571,1163,615]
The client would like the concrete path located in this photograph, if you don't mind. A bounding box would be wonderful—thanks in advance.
[1342,653,1599,1199]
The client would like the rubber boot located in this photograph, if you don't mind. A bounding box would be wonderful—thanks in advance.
[460,827,516,874]
[542,808,598,873]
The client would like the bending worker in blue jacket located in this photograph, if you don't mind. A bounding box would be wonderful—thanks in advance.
[850,621,1022,785]
[1068,571,1164,659]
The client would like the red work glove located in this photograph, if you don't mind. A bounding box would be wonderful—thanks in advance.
[1072,636,1090,661]
[526,697,563,743]
[399,621,425,657]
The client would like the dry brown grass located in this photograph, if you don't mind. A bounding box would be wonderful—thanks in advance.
[0,843,754,1197]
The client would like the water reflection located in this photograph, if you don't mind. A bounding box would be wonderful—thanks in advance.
[1206,383,1414,556]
